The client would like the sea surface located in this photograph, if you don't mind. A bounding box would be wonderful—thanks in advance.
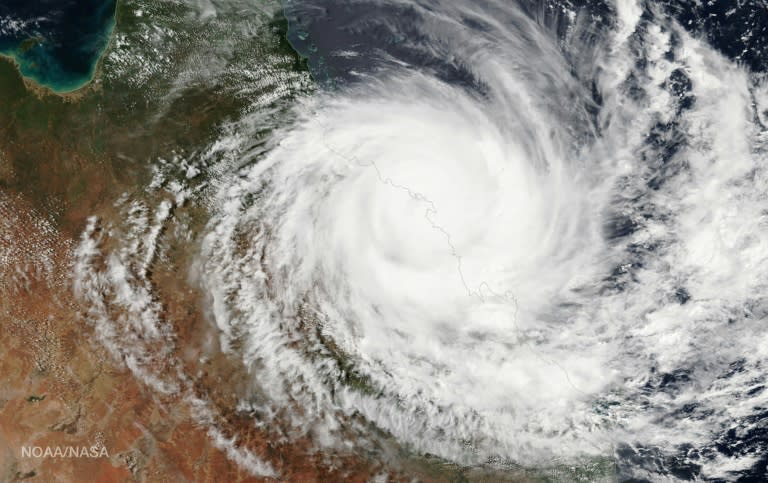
[0,0,116,93]
[272,1,768,480]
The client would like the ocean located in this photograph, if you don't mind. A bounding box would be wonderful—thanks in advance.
[0,0,116,93]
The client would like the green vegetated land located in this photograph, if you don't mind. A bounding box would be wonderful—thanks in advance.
[0,0,308,235]
[0,1,617,480]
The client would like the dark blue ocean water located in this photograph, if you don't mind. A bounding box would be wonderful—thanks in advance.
[0,0,116,93]
[281,1,768,481]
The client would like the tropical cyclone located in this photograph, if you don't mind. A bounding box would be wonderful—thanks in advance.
[4,0,768,480]
[195,0,768,479]
[200,65,613,463]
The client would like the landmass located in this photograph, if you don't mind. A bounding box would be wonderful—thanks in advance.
[0,0,614,481]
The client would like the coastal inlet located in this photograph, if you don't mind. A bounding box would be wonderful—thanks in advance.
[0,0,116,93]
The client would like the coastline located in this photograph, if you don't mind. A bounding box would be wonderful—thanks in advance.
[0,0,118,98]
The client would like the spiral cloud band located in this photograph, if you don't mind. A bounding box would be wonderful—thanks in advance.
[196,1,768,474]
[74,0,768,478]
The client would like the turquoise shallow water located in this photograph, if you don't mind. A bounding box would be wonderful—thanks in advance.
[0,0,117,93]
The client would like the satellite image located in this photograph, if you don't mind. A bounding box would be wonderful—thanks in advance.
[1,0,767,481]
